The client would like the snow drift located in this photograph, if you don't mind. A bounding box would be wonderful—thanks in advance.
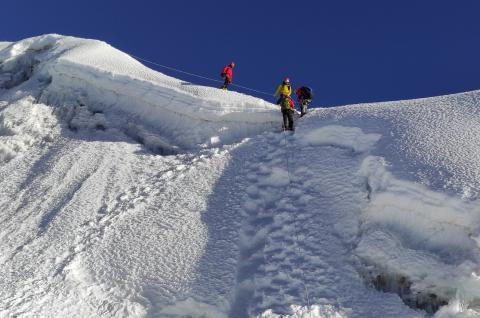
[1,34,480,318]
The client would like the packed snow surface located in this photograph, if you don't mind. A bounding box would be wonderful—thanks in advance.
[1,34,480,318]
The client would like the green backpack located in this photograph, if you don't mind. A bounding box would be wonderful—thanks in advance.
[280,97,293,111]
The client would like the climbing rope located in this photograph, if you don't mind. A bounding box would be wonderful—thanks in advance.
[282,129,313,312]
[126,53,274,97]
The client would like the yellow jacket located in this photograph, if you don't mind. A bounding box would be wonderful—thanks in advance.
[274,84,292,97]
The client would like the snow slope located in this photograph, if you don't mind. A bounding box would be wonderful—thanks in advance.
[1,34,480,318]
[0,34,279,156]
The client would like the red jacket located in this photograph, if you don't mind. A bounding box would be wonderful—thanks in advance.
[288,97,296,110]
[222,65,233,80]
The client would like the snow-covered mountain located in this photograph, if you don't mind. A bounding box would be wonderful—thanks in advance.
[1,34,480,318]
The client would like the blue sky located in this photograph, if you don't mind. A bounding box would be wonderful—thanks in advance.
[1,0,480,106]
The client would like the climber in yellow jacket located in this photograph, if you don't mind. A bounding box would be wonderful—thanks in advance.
[274,77,292,104]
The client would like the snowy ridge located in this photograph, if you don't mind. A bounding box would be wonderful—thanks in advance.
[0,34,279,155]
[1,34,480,318]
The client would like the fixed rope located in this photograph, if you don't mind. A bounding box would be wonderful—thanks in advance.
[126,53,274,97]
[282,129,313,312]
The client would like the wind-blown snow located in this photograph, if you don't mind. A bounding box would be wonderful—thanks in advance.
[1,34,480,318]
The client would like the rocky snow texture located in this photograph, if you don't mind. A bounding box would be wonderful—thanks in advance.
[0,34,480,318]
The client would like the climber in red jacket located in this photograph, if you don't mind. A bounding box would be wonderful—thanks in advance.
[220,62,235,90]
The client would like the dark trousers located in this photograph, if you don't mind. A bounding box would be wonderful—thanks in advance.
[221,76,232,89]
[282,109,294,131]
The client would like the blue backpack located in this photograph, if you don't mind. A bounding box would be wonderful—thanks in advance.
[304,87,314,100]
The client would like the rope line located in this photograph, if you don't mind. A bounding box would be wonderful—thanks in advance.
[127,53,274,97]
[282,129,313,312]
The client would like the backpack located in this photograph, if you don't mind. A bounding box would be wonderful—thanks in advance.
[281,96,294,110]
[304,87,314,100]
[289,98,295,109]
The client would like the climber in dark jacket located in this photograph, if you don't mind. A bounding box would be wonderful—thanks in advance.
[295,86,314,117]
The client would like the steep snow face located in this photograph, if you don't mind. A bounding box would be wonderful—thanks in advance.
[1,34,480,318]
[304,92,480,316]
[0,34,283,318]
[319,93,480,200]
[0,34,279,154]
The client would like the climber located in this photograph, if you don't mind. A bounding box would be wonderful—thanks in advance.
[274,77,292,105]
[220,62,235,90]
[295,86,314,117]
[280,95,296,131]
